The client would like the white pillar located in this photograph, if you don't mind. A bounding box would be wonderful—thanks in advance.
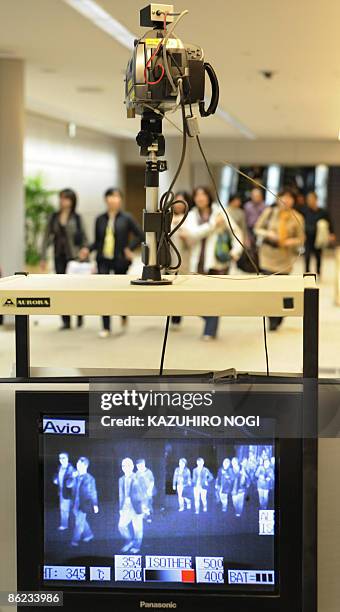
[0,59,24,276]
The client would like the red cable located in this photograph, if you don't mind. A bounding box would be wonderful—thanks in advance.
[144,13,167,86]
[144,43,165,85]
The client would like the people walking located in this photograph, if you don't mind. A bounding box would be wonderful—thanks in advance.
[303,191,335,277]
[173,458,192,512]
[244,187,266,265]
[70,457,98,547]
[41,188,88,330]
[182,186,242,340]
[88,188,144,338]
[227,194,248,245]
[135,458,155,523]
[53,452,74,531]
[192,457,214,514]
[255,189,305,331]
[170,190,192,329]
[230,457,249,517]
[255,457,274,510]
[118,458,144,553]
[215,458,233,512]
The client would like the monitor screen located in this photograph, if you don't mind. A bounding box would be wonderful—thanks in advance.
[41,416,277,593]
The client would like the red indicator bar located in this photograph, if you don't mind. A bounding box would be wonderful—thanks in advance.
[181,569,195,583]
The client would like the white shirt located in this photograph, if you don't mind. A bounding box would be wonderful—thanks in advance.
[184,203,243,273]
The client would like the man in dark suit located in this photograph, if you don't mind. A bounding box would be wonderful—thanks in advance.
[118,457,144,553]
[89,188,144,338]
[230,457,249,517]
[53,452,74,531]
[135,458,155,523]
[70,457,99,547]
[192,457,214,514]
[215,458,233,512]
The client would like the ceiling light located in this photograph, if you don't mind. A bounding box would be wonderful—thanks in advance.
[63,0,136,49]
[211,101,256,140]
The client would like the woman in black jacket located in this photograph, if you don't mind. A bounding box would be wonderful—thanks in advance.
[89,188,144,337]
[41,188,88,330]
[303,191,335,276]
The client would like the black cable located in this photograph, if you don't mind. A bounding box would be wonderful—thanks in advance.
[166,199,189,270]
[157,195,189,270]
[157,81,188,270]
[161,85,187,209]
[158,83,187,375]
[169,200,189,236]
[157,73,269,375]
[195,135,259,273]
[159,315,171,376]
[194,134,270,376]
[263,316,269,376]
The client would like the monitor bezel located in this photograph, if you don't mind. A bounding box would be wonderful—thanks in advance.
[16,387,313,612]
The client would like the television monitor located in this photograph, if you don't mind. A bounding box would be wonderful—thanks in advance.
[15,386,316,611]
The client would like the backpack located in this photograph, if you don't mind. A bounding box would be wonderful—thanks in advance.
[215,231,232,264]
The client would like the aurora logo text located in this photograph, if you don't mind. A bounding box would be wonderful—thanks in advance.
[16,297,50,307]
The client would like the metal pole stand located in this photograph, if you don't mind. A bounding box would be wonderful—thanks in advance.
[131,111,172,286]
[14,271,30,378]
[302,275,318,612]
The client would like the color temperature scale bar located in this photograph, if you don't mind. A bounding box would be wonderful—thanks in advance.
[144,569,195,583]
[144,555,194,583]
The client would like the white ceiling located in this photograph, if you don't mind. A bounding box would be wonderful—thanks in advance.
[1,0,340,140]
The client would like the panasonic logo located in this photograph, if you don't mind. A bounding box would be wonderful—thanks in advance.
[139,604,177,609]
[16,297,50,307]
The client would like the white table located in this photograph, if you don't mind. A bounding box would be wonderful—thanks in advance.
[0,273,318,377]
[0,273,316,316]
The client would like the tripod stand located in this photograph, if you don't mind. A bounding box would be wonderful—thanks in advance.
[131,111,173,285]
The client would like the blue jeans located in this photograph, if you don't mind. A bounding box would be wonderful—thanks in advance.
[59,495,71,529]
[72,509,93,543]
[97,258,129,331]
[232,491,245,516]
[202,317,219,337]
[118,500,143,548]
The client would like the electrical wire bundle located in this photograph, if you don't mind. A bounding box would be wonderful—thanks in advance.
[157,102,271,374]
[155,78,271,375]
[144,10,188,89]
[156,87,307,375]
[140,11,306,376]
[157,80,189,271]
